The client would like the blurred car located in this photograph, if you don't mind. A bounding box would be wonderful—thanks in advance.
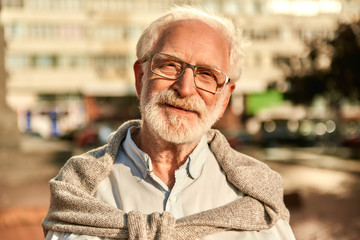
[342,134,360,148]
[74,125,99,147]
[60,121,117,148]
[250,118,337,148]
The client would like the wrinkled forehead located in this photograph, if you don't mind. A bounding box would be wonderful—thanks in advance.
[153,19,231,70]
[156,19,229,48]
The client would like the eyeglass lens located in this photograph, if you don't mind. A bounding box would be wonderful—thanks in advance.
[150,53,228,93]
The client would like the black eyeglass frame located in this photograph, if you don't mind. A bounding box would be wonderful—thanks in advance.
[147,52,231,94]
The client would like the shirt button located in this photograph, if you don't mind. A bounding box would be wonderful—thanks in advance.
[169,196,176,202]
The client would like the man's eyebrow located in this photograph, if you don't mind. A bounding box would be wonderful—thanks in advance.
[186,58,221,70]
[191,58,222,70]
[166,52,222,70]
[198,63,221,70]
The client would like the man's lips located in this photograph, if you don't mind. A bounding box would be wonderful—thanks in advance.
[163,103,199,115]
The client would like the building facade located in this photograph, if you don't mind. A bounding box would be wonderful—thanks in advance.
[0,0,357,137]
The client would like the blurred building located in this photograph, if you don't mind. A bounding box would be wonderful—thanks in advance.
[0,0,358,138]
[0,7,19,147]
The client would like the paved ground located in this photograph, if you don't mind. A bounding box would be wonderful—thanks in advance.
[1,136,360,240]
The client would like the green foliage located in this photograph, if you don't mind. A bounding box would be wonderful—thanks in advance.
[246,89,284,115]
[284,19,360,106]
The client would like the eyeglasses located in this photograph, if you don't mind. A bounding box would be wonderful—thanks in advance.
[148,52,230,93]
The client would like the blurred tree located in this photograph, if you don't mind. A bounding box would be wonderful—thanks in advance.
[283,19,360,107]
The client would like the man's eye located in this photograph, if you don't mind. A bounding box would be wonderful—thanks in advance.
[198,70,216,79]
[201,71,213,77]
[161,61,179,68]
[158,61,181,72]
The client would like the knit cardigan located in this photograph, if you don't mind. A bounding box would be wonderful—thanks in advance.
[42,120,290,240]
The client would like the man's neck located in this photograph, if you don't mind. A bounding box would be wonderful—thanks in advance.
[132,124,201,189]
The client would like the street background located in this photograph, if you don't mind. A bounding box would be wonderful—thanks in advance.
[1,1,360,239]
[0,135,359,240]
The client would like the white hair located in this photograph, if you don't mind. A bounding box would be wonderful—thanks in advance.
[136,5,247,82]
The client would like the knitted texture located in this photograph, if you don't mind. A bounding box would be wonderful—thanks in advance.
[42,120,289,240]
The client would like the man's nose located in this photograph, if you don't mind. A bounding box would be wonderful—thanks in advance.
[172,68,197,97]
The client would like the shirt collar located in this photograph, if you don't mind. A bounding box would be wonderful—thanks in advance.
[122,126,150,179]
[122,127,208,180]
[187,135,208,179]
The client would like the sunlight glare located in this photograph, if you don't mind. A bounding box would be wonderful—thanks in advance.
[271,0,342,16]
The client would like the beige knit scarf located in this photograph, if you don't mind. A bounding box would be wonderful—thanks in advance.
[42,120,289,240]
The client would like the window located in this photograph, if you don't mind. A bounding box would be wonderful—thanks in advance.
[6,23,26,40]
[6,55,30,70]
[26,0,51,9]
[253,1,264,14]
[273,55,290,67]
[222,1,240,15]
[59,25,84,40]
[2,0,23,8]
[35,55,56,68]
[29,24,56,39]
[124,25,142,40]
[203,1,221,12]
[94,55,127,72]
[60,0,82,10]
[58,55,89,68]
[93,25,124,41]
[25,0,83,10]
[29,24,41,39]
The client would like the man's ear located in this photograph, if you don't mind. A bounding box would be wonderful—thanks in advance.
[133,60,144,98]
[218,82,236,118]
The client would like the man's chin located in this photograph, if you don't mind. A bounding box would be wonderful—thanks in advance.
[148,119,204,145]
[143,104,217,145]
[160,131,203,145]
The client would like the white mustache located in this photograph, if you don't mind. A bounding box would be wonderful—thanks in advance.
[153,90,207,116]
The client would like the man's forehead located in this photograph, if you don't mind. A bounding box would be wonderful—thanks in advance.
[164,19,215,32]
[153,19,230,68]
[160,19,223,41]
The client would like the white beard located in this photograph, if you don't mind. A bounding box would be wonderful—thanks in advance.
[141,89,225,144]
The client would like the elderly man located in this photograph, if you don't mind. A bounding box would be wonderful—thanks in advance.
[43,6,296,240]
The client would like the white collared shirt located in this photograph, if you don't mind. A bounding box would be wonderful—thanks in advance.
[46,127,296,240]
